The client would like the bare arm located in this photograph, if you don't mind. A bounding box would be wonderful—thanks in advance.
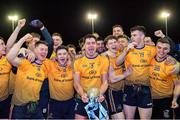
[116,42,136,65]
[74,72,88,103]
[172,78,180,108]
[6,34,32,67]
[100,73,108,95]
[109,65,132,83]
[6,19,26,53]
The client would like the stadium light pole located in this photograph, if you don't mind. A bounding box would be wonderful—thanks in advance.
[8,15,18,31]
[160,11,170,36]
[87,13,97,33]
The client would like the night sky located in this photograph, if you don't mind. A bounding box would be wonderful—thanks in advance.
[0,0,179,50]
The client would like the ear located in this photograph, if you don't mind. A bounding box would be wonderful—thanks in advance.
[106,44,109,49]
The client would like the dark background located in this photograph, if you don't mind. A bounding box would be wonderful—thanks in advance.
[0,0,179,49]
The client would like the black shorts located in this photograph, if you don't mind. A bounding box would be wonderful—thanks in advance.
[49,98,75,119]
[174,97,180,119]
[105,88,123,115]
[74,97,108,117]
[0,95,12,119]
[123,85,152,108]
[152,97,173,119]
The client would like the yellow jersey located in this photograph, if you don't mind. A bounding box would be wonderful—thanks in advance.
[150,58,179,99]
[125,45,156,86]
[0,56,12,101]
[12,59,47,105]
[44,60,74,101]
[74,55,109,94]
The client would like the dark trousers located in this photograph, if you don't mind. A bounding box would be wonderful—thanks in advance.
[0,95,12,118]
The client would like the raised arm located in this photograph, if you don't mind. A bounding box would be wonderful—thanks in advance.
[6,19,26,53]
[30,19,54,58]
[6,34,33,67]
[116,42,136,65]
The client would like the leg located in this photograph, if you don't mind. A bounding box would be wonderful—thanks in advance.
[111,112,125,119]
[138,107,152,120]
[123,85,137,119]
[75,114,87,120]
[74,98,88,119]
[123,104,136,119]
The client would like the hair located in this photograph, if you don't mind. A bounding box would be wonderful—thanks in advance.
[56,45,68,53]
[67,44,76,50]
[97,36,104,42]
[35,40,48,48]
[0,36,4,41]
[156,37,170,45]
[112,24,123,30]
[30,32,41,39]
[117,35,129,41]
[78,37,84,48]
[130,25,146,35]
[104,35,117,45]
[83,34,97,44]
[52,32,62,38]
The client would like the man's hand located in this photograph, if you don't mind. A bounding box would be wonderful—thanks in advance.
[30,19,44,29]
[97,94,105,103]
[127,42,137,51]
[18,19,26,28]
[27,51,36,62]
[22,33,33,42]
[171,99,179,109]
[81,93,89,103]
[154,30,165,38]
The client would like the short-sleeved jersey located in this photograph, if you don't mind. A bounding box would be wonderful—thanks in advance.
[150,58,179,99]
[44,60,74,101]
[125,45,156,86]
[74,55,109,94]
[0,56,12,101]
[12,59,47,105]
[107,53,125,90]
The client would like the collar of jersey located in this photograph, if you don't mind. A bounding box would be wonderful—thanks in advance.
[31,58,42,65]
[85,53,98,59]
[135,44,145,50]
[154,55,167,63]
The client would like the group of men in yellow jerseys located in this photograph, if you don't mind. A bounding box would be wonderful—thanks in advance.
[0,18,180,120]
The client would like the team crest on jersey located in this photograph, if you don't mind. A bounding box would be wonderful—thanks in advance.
[154,65,160,71]
[35,72,42,77]
[139,52,144,57]
[89,70,97,75]
[89,63,95,68]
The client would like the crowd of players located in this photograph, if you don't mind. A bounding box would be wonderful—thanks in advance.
[0,18,180,119]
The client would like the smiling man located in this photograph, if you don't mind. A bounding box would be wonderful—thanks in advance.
[6,34,49,119]
[74,34,109,119]
[150,38,180,119]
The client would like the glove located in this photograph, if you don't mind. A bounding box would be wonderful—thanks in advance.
[29,19,44,28]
